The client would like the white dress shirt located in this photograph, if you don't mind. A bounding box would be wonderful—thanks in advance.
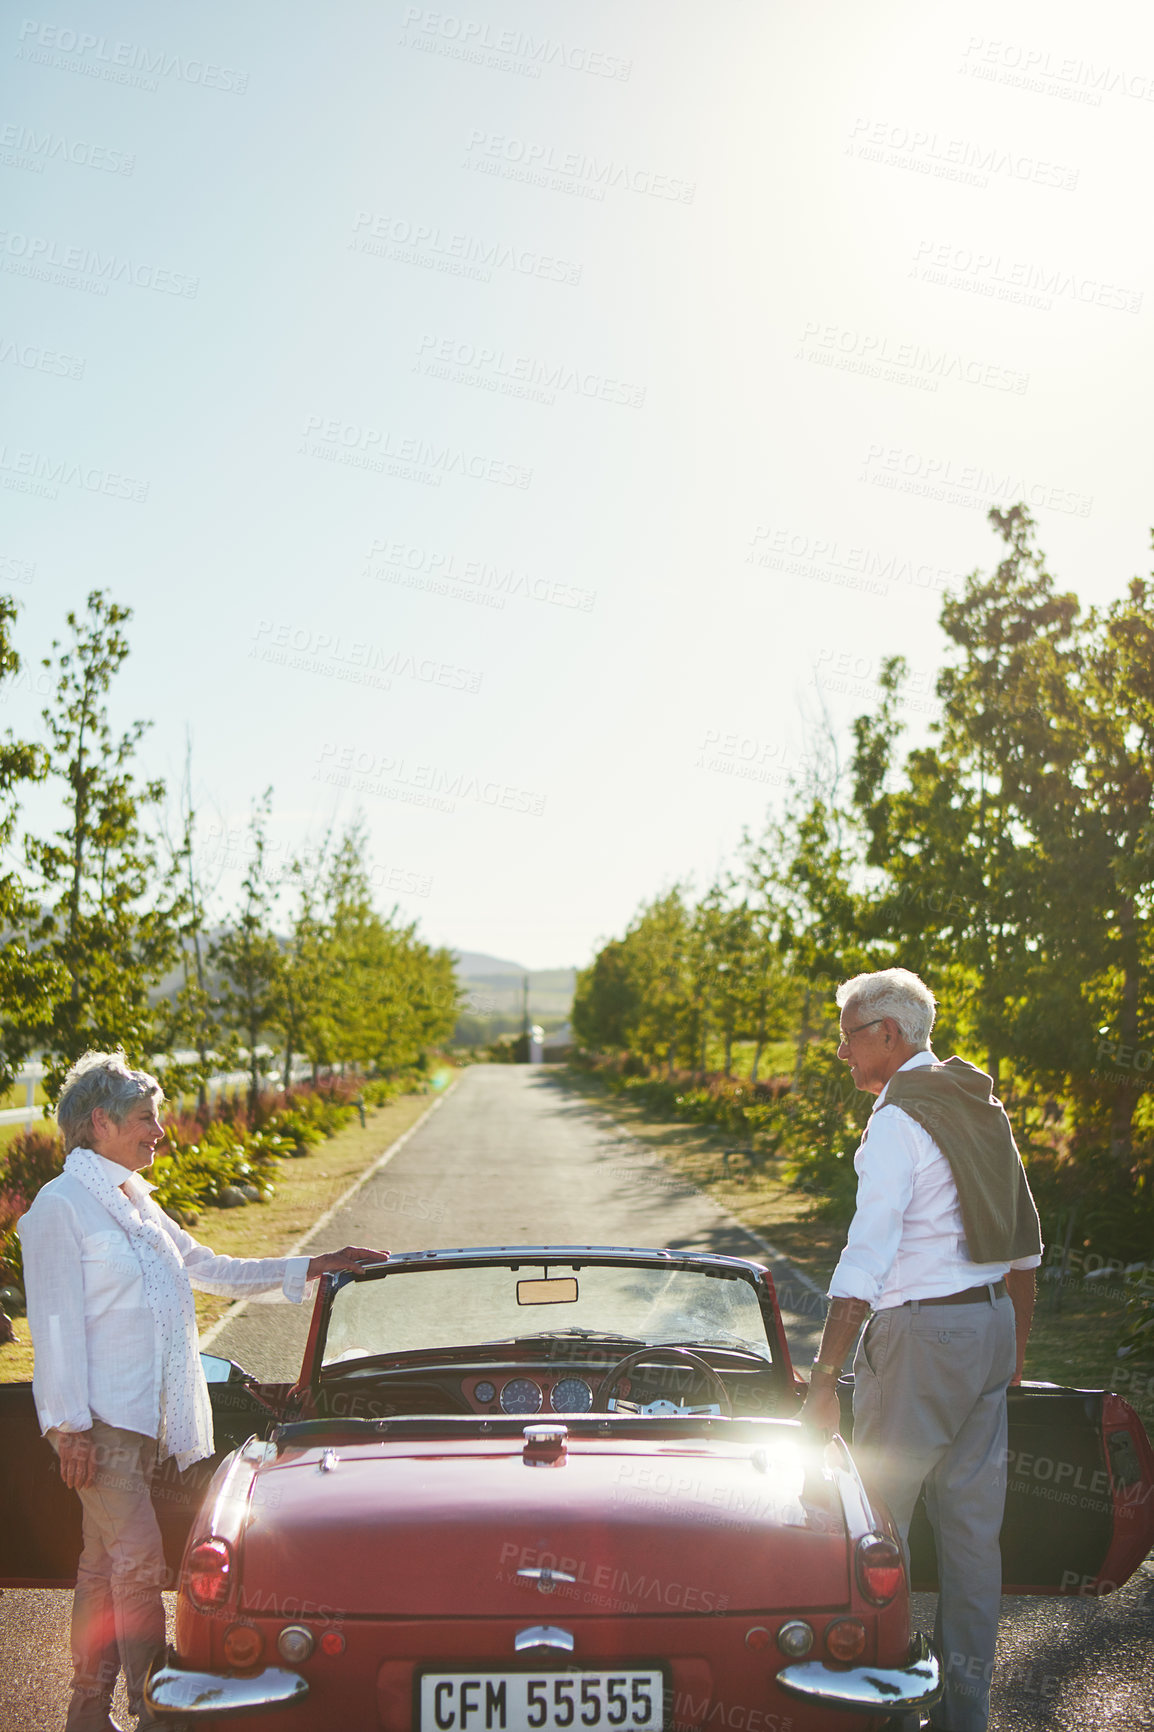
[17,1153,311,1437]
[828,1050,1043,1310]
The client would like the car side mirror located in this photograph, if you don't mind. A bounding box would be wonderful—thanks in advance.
[200,1352,251,1384]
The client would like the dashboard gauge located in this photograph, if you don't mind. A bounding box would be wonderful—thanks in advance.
[550,1377,593,1414]
[500,1378,543,1415]
[474,1380,496,1405]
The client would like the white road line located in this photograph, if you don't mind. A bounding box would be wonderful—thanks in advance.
[199,1080,458,1350]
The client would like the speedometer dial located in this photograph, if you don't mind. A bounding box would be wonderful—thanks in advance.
[551,1377,592,1413]
[500,1378,543,1415]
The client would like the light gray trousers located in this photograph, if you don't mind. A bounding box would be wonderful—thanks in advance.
[852,1293,1016,1732]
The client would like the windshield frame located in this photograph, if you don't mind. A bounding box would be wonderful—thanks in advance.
[301,1245,790,1395]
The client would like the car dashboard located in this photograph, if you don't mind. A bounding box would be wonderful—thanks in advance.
[313,1341,793,1423]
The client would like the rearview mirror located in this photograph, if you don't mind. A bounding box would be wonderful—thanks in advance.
[517,1277,579,1306]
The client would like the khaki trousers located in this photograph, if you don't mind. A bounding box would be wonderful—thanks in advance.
[49,1419,168,1731]
[852,1294,1016,1732]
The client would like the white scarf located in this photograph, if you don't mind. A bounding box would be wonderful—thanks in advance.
[66,1148,214,1470]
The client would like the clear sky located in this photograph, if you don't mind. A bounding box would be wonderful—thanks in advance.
[2,1,1152,969]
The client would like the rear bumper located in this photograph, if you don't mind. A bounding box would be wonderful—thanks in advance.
[145,1660,307,1716]
[777,1633,942,1714]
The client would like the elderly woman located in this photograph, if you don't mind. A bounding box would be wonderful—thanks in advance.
[17,1051,387,1732]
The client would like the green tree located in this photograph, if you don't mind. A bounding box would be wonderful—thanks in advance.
[157,735,224,1108]
[278,836,332,1087]
[302,818,458,1074]
[0,596,62,1090]
[572,939,637,1054]
[619,887,696,1073]
[25,591,181,1093]
[211,791,283,1112]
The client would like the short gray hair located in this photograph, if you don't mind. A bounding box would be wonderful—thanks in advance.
[56,1051,164,1155]
[836,968,936,1049]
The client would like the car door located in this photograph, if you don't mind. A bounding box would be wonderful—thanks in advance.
[836,1378,1154,1595]
[0,1358,287,1587]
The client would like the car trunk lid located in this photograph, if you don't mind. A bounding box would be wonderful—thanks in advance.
[238,1431,850,1616]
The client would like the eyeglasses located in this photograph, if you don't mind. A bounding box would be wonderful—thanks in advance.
[838,1017,884,1045]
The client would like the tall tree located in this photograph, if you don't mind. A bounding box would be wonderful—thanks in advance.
[279,835,331,1087]
[25,591,181,1093]
[0,595,62,1090]
[620,887,696,1073]
[573,939,637,1054]
[157,734,224,1108]
[211,791,283,1112]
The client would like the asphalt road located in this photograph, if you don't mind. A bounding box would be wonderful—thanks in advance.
[2,1066,1152,1730]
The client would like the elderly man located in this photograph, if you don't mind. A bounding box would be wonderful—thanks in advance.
[800,969,1042,1732]
[17,1052,388,1732]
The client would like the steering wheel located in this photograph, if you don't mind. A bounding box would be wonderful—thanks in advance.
[594,1346,731,1417]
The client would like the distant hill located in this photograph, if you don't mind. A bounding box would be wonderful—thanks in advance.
[452,950,530,977]
[451,951,576,1044]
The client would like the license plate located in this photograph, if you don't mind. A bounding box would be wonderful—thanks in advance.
[419,1669,665,1732]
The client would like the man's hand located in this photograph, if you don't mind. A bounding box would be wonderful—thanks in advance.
[306,1245,389,1281]
[799,1377,843,1434]
[55,1430,96,1491]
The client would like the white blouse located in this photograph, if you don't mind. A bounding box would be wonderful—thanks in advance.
[17,1155,310,1438]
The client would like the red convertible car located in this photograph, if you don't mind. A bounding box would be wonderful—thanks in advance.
[3,1244,1153,1731]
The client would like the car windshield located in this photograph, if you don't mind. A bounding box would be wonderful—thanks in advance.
[322,1259,772,1365]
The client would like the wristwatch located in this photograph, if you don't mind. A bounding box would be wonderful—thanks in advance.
[810,1360,841,1380]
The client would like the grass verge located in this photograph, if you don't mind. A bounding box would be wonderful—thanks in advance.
[0,1080,448,1385]
[564,1068,1154,1434]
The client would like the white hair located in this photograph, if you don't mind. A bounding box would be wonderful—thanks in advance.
[56,1050,164,1154]
[836,968,936,1049]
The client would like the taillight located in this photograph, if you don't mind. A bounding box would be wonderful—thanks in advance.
[222,1623,265,1668]
[184,1537,234,1610]
[825,1618,866,1662]
[856,1534,904,1605]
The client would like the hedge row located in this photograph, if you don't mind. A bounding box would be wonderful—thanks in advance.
[0,1072,412,1304]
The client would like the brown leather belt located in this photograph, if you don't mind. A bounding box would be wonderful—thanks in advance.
[902,1280,1007,1307]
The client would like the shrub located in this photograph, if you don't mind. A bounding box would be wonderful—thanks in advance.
[264,1108,322,1151]
[0,1128,64,1205]
[0,1187,26,1292]
[361,1077,403,1107]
